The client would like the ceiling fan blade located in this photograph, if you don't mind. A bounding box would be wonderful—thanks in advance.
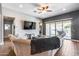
[47,10,52,12]
[34,10,42,14]
[33,10,37,12]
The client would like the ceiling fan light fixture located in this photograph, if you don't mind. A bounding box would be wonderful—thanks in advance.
[34,3,52,14]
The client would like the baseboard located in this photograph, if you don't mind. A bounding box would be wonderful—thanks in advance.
[71,40,79,42]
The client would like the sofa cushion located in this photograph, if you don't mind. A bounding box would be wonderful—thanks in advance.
[31,36,60,54]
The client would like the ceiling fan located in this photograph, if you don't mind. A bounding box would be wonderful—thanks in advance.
[34,4,52,14]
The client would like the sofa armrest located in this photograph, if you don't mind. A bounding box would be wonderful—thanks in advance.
[11,39,31,56]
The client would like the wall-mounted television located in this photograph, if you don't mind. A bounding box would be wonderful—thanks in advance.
[23,21,36,29]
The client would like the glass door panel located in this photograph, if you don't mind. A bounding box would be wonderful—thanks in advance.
[56,21,63,36]
[46,23,50,36]
[63,20,71,39]
[50,23,55,36]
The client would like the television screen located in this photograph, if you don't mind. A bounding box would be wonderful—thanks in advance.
[23,21,36,29]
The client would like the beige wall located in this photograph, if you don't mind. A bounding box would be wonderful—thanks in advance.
[2,7,42,39]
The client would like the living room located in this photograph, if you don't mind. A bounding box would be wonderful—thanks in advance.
[2,3,42,40]
[0,3,79,56]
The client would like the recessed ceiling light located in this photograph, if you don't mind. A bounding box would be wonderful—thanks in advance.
[19,4,23,8]
[63,8,66,11]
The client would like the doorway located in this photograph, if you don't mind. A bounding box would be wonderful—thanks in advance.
[3,16,15,39]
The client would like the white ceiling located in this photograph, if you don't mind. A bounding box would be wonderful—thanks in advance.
[2,3,79,19]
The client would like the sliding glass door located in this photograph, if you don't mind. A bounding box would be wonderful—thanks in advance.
[46,20,71,39]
